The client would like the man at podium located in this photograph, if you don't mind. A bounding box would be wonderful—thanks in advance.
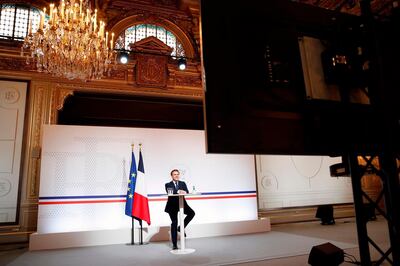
[165,169,195,250]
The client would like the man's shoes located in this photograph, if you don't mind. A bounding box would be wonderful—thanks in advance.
[172,245,178,250]
[177,226,187,237]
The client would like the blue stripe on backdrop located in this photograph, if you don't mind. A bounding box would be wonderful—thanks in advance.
[39,190,257,200]
[39,195,126,200]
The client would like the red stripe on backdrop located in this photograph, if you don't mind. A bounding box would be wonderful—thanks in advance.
[39,199,126,205]
[38,194,257,205]
[132,192,151,225]
[148,194,257,202]
[188,195,257,200]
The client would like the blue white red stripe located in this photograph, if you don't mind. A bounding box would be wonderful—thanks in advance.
[39,195,126,205]
[38,191,257,205]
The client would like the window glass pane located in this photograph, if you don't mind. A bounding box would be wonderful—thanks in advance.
[14,7,29,39]
[0,5,41,40]
[30,9,40,33]
[166,31,176,55]
[146,24,156,37]
[124,26,136,50]
[0,5,15,39]
[135,24,146,42]
[166,31,176,47]
[156,26,166,43]
[120,23,185,56]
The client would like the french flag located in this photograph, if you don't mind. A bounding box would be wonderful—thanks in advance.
[124,149,137,218]
[132,148,151,225]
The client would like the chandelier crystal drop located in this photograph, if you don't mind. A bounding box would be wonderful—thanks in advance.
[22,0,115,80]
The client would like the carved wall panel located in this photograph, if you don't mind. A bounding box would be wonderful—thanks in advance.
[175,73,202,88]
[108,67,128,81]
[0,57,35,72]
[0,80,28,224]
[16,80,53,232]
[20,208,38,232]
[26,84,46,199]
[136,54,168,88]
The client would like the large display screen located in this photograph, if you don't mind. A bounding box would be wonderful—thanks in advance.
[201,0,387,155]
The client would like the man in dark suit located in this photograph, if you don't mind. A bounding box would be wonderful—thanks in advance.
[165,169,195,250]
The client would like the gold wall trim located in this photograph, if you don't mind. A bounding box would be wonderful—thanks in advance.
[50,86,74,124]
[27,84,46,198]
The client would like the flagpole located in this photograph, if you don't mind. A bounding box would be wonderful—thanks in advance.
[131,217,135,245]
[138,144,144,245]
[139,219,143,245]
[130,144,135,245]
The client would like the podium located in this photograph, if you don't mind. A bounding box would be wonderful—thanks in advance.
[168,193,198,254]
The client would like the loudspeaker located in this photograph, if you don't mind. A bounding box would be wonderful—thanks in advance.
[329,162,349,177]
[363,203,377,221]
[315,205,335,225]
[308,242,344,266]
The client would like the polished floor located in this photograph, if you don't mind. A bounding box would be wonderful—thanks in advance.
[237,217,390,266]
[0,217,391,266]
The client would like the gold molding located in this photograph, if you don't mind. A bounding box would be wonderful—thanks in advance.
[0,62,203,100]
[50,86,74,124]
[20,208,38,231]
[27,85,46,199]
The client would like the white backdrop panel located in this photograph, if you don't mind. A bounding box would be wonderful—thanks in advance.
[256,155,353,209]
[38,125,257,234]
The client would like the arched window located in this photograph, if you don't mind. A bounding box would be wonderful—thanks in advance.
[115,24,185,57]
[0,4,41,41]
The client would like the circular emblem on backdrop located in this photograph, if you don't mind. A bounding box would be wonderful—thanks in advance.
[0,178,12,197]
[1,88,20,104]
[171,164,190,182]
[261,172,279,190]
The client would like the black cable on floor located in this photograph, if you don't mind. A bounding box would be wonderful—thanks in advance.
[344,252,361,265]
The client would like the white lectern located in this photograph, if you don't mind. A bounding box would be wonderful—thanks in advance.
[168,193,198,255]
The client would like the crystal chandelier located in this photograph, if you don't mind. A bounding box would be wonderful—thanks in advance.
[22,0,115,80]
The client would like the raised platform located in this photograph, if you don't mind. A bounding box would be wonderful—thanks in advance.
[29,218,270,250]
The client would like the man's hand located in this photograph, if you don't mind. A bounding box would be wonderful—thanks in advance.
[178,190,187,195]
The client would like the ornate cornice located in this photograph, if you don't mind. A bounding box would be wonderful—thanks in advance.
[50,85,74,124]
[0,56,35,72]
[130,36,173,55]
[0,55,202,97]
[53,86,74,111]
